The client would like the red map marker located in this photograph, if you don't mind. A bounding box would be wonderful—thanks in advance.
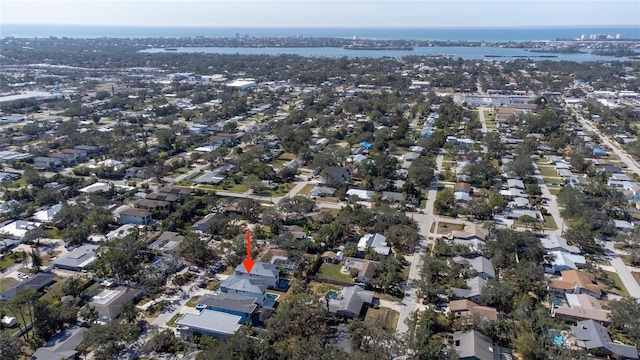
[242,230,255,274]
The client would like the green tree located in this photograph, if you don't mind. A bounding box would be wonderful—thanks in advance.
[608,297,640,347]
[30,248,43,273]
[61,277,84,297]
[177,232,215,267]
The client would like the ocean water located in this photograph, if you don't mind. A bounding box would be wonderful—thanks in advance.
[1,24,639,42]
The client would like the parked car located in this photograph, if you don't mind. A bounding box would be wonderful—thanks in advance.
[17,272,29,280]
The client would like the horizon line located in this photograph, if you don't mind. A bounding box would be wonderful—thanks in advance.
[2,23,639,29]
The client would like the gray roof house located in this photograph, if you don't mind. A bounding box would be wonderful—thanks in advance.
[219,275,270,307]
[1,273,54,301]
[541,234,580,254]
[571,320,639,359]
[234,261,280,288]
[325,286,374,318]
[453,256,495,279]
[31,326,88,360]
[320,166,352,185]
[53,244,99,271]
[451,276,487,303]
[454,330,512,360]
[175,309,242,339]
[196,292,257,323]
[88,287,142,323]
[310,186,337,198]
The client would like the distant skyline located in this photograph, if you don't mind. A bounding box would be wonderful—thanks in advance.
[2,0,639,29]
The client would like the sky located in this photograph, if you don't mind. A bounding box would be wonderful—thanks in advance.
[1,0,639,28]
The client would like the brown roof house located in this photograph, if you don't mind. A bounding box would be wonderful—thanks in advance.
[449,299,499,321]
[116,208,153,225]
[548,270,602,299]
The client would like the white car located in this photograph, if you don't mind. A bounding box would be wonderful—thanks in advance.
[17,272,29,280]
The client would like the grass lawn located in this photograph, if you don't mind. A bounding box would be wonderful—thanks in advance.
[0,255,18,271]
[317,263,354,284]
[548,188,561,196]
[200,183,249,194]
[543,215,558,230]
[298,183,315,195]
[271,160,287,168]
[262,183,295,197]
[603,271,630,297]
[0,277,17,290]
[538,166,558,177]
[436,222,465,234]
[186,295,201,307]
[167,313,183,327]
[279,153,297,161]
[42,276,66,301]
[364,307,400,329]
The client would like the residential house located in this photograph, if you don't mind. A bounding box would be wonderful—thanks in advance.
[31,203,63,223]
[158,186,191,197]
[146,192,180,203]
[134,199,171,211]
[175,309,242,339]
[88,287,142,323]
[149,231,185,254]
[324,286,374,318]
[31,326,88,360]
[321,251,344,264]
[546,251,586,273]
[0,220,42,240]
[541,234,580,254]
[453,330,512,360]
[320,166,352,185]
[193,172,226,185]
[282,225,306,240]
[53,244,99,271]
[548,270,603,299]
[455,182,472,193]
[1,273,54,301]
[310,186,337,198]
[449,300,499,321]
[453,256,495,279]
[451,225,488,252]
[196,292,258,323]
[346,189,374,200]
[342,257,382,284]
[357,233,391,256]
[571,320,638,359]
[552,293,611,324]
[33,156,62,169]
[451,276,487,303]
[116,208,152,225]
[234,262,280,289]
[219,275,269,306]
[381,191,404,204]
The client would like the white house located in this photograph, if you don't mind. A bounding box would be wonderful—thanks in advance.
[357,233,390,256]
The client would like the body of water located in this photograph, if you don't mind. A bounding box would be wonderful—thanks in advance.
[2,24,639,42]
[140,46,638,62]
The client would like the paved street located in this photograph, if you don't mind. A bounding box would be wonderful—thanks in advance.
[605,241,640,299]
[396,151,444,333]
[571,107,640,174]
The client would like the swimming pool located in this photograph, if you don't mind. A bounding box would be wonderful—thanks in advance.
[549,330,569,347]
